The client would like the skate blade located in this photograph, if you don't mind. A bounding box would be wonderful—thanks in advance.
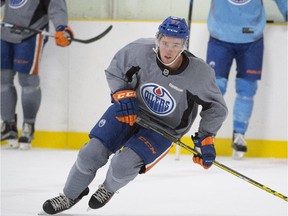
[19,143,31,150]
[175,145,181,160]
[232,149,245,160]
[37,210,48,215]
[7,139,19,149]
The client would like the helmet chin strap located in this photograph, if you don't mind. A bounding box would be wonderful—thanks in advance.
[153,47,185,67]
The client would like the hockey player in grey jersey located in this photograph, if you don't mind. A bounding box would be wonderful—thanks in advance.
[0,0,74,150]
[42,16,228,214]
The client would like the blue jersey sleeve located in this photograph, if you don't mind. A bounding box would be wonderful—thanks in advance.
[274,0,288,21]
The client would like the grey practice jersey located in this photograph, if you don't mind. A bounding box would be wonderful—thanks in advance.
[1,0,69,43]
[105,38,228,138]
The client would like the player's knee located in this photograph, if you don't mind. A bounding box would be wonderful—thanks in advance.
[18,73,40,88]
[216,77,228,95]
[236,78,258,97]
[18,74,41,95]
[110,147,142,181]
[76,138,111,175]
[1,69,15,86]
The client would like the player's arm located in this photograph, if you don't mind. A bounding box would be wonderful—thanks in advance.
[274,0,288,21]
[47,0,74,46]
[191,65,228,169]
[105,44,140,92]
[105,44,141,126]
[195,64,228,137]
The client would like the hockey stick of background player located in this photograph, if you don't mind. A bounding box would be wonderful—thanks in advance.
[187,0,193,50]
[174,0,193,160]
[1,22,112,44]
[135,117,288,202]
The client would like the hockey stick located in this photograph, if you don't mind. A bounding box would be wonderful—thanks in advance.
[187,0,193,50]
[135,117,288,202]
[175,1,193,158]
[1,22,112,44]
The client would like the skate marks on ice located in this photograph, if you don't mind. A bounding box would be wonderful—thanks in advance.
[37,211,97,216]
[1,148,287,216]
[37,214,239,216]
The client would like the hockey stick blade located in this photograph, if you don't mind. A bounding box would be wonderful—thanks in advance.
[135,117,288,202]
[72,25,112,44]
[1,22,112,44]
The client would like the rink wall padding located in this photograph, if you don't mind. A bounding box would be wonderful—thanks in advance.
[1,132,287,158]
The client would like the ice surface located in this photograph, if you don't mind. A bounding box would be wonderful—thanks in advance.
[1,147,287,216]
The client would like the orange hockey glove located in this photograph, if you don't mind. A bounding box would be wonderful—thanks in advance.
[192,133,216,169]
[112,89,138,126]
[54,25,74,47]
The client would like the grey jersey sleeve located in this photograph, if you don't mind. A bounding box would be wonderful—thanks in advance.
[105,42,139,93]
[48,0,69,29]
[192,62,228,137]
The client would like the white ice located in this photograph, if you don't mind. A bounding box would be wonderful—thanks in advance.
[1,147,287,216]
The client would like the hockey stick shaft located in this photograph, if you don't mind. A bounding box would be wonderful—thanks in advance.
[136,117,288,202]
[187,0,193,50]
[188,0,193,31]
[1,22,112,44]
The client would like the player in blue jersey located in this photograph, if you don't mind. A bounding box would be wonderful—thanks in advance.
[41,16,227,215]
[206,0,287,159]
[0,0,74,150]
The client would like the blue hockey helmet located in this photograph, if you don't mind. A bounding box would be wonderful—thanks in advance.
[157,16,189,40]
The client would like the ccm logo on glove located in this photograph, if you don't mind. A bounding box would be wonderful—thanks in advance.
[113,90,136,101]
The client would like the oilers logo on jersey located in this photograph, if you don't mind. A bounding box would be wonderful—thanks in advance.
[9,0,27,8]
[140,83,176,116]
[228,0,251,5]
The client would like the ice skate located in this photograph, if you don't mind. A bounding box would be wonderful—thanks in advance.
[18,122,34,150]
[232,132,247,160]
[88,184,114,209]
[42,187,89,214]
[1,120,18,148]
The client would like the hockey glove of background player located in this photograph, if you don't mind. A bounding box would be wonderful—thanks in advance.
[112,89,138,126]
[55,25,74,47]
[192,133,216,169]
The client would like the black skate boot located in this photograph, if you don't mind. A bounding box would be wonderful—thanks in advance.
[42,187,89,215]
[1,118,18,148]
[88,184,115,209]
[18,122,35,150]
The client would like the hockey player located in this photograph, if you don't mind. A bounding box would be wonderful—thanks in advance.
[41,16,228,214]
[0,0,74,150]
[206,0,287,159]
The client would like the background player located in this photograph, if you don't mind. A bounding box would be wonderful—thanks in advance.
[206,0,287,159]
[1,0,74,150]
